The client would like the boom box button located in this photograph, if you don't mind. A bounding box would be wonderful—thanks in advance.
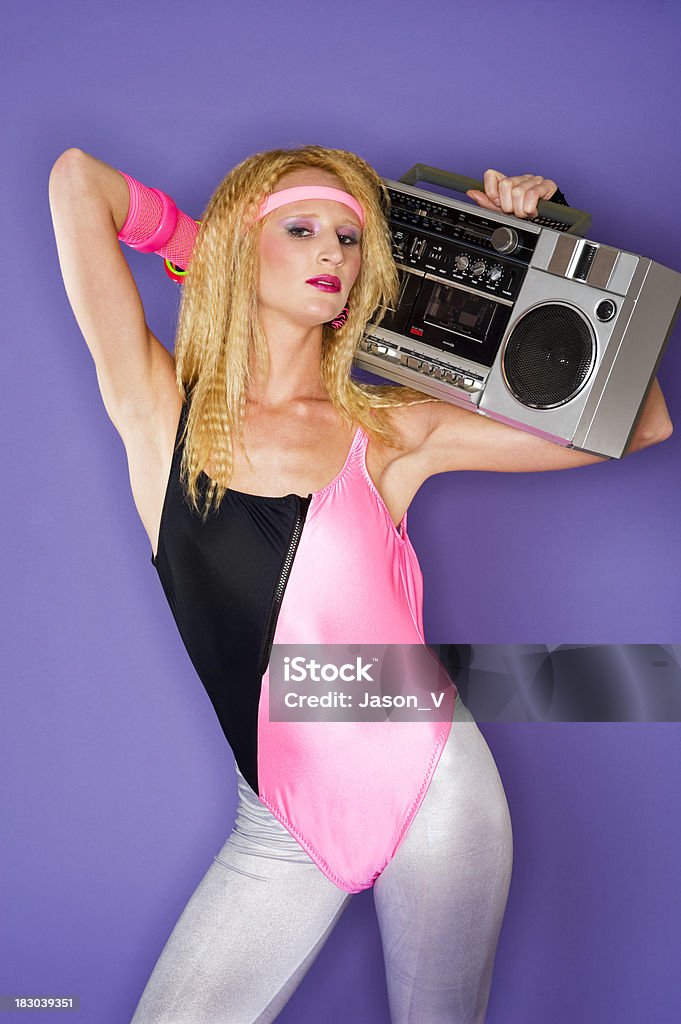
[596,300,617,322]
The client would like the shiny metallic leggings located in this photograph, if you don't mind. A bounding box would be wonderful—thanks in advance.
[130,700,513,1024]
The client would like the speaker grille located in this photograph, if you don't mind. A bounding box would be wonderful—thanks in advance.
[502,304,595,408]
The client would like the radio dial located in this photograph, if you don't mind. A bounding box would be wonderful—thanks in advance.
[455,254,469,272]
[491,226,519,254]
[471,261,486,277]
[488,266,503,283]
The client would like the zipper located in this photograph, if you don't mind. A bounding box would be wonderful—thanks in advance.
[259,494,312,676]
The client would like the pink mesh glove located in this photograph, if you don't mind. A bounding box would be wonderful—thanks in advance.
[117,170,199,276]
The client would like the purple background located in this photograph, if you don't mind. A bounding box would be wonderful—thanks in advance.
[3,1,681,1021]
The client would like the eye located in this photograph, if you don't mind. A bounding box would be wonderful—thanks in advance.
[286,225,360,246]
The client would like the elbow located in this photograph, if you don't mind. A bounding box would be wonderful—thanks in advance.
[49,148,89,188]
[628,420,674,455]
[52,146,86,167]
[651,414,674,445]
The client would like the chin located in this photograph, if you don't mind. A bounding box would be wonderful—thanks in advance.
[285,311,332,330]
[301,302,344,326]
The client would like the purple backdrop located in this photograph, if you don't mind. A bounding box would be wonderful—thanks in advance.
[3,1,680,1021]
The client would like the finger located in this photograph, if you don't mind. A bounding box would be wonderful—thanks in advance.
[499,175,539,218]
[540,179,558,201]
[510,177,544,218]
[511,184,532,218]
[466,189,500,212]
[523,177,559,215]
[482,169,503,205]
[523,176,558,215]
[523,187,540,216]
[529,177,556,215]
[497,176,515,215]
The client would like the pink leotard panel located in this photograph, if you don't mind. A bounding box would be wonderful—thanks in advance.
[257,428,456,891]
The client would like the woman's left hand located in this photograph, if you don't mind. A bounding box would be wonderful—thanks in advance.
[466,169,560,219]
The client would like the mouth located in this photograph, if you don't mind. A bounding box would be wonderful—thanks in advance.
[306,276,342,293]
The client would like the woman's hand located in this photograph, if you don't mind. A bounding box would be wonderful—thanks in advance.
[466,169,560,219]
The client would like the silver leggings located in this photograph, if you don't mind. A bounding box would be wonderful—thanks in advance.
[130,699,513,1024]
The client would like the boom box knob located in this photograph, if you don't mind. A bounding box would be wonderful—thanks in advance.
[491,226,519,254]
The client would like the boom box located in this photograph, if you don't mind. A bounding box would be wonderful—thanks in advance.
[354,165,681,458]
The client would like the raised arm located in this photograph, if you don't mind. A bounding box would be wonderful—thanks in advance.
[414,377,672,477]
[48,148,177,437]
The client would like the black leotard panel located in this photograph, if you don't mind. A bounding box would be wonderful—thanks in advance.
[152,401,303,790]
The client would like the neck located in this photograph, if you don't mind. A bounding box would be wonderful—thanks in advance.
[251,311,327,409]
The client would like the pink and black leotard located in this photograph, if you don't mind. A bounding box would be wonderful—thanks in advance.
[151,397,458,893]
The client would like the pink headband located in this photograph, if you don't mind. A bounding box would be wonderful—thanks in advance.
[256,186,365,228]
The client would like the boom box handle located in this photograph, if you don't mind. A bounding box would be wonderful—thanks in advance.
[397,163,592,236]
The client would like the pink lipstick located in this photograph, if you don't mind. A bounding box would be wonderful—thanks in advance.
[306,276,341,293]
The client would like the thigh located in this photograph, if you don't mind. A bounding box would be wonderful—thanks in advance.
[130,769,352,1024]
[373,698,513,1024]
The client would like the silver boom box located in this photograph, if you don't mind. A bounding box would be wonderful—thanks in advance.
[354,165,681,458]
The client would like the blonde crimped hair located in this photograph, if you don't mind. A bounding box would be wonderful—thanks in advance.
[172,144,441,522]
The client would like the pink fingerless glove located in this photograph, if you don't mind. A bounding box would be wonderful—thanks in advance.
[116,170,199,272]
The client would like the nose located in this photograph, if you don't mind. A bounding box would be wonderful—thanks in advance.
[316,228,345,267]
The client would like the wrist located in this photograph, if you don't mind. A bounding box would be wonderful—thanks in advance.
[116,169,199,272]
[117,171,178,251]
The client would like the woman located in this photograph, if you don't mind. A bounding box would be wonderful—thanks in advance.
[48,145,673,1024]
